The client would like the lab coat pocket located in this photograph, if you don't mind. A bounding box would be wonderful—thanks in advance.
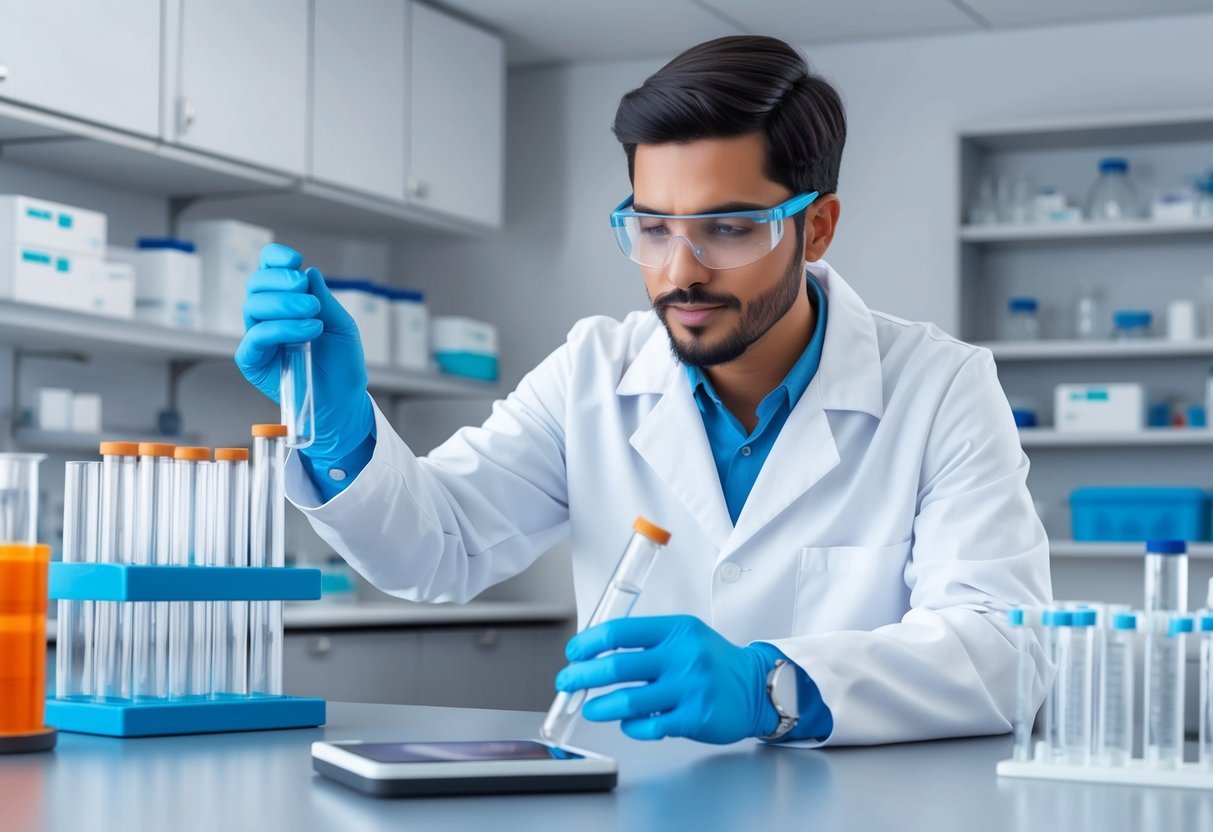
[791,540,912,635]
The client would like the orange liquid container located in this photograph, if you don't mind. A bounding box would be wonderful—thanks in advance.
[0,543,51,742]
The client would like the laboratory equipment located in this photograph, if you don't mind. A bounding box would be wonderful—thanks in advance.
[179,218,273,337]
[1097,611,1137,766]
[388,288,429,371]
[133,444,174,700]
[211,448,250,696]
[1069,490,1206,543]
[432,316,500,381]
[169,446,210,698]
[1167,300,1198,341]
[281,342,315,450]
[1040,608,1071,760]
[98,442,139,701]
[968,175,998,225]
[1112,310,1152,340]
[1008,608,1035,762]
[1086,157,1139,221]
[326,279,391,366]
[1058,609,1096,765]
[1072,284,1104,340]
[1145,539,1188,615]
[1199,611,1213,769]
[540,516,671,745]
[1143,614,1190,769]
[1005,298,1041,341]
[57,461,99,700]
[0,453,54,753]
[108,240,201,330]
[1054,383,1145,433]
[250,425,287,696]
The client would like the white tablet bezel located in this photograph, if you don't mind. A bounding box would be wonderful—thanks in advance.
[311,739,618,781]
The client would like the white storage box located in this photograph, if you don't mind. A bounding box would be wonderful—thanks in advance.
[432,316,499,381]
[71,393,103,434]
[0,195,107,257]
[89,262,136,320]
[180,218,273,336]
[0,243,104,313]
[388,288,429,371]
[328,279,390,366]
[1054,383,1145,432]
[37,388,73,432]
[110,240,202,330]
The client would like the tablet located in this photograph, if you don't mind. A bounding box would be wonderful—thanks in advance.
[311,739,618,797]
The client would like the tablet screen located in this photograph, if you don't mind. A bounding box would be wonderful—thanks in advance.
[345,741,585,764]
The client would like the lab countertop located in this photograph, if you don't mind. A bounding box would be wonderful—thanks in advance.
[45,601,577,641]
[4,702,1212,832]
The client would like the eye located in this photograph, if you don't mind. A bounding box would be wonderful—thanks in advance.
[638,221,669,237]
[709,223,752,237]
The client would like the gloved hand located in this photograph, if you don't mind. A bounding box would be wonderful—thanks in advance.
[236,243,373,464]
[555,615,780,744]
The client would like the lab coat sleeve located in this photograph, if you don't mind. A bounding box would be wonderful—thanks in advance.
[760,349,1053,747]
[284,341,573,603]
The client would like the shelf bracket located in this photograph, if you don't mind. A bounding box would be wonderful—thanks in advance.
[166,359,202,412]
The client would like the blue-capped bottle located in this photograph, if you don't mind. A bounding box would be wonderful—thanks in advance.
[1086,157,1139,221]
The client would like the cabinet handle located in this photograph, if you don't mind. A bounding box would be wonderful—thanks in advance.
[406,176,429,199]
[476,628,499,648]
[307,636,333,657]
[178,97,195,132]
[0,65,8,82]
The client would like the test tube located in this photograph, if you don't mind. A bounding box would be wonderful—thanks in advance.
[97,442,139,701]
[168,447,210,698]
[1144,539,1188,614]
[132,444,174,700]
[1058,609,1096,765]
[1097,611,1138,767]
[1143,613,1191,768]
[211,449,250,697]
[540,517,671,745]
[0,453,52,754]
[281,343,314,449]
[56,461,100,700]
[250,425,287,696]
[1008,608,1036,763]
[1198,611,1213,769]
[1040,608,1072,761]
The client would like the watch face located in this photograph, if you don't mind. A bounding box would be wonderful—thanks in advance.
[773,663,799,717]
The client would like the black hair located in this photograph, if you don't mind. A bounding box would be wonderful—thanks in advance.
[612,35,846,233]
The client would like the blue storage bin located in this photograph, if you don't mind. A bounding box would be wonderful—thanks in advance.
[1070,487,1209,542]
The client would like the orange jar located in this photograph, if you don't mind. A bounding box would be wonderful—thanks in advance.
[0,543,54,752]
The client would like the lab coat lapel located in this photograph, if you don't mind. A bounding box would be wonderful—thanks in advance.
[619,327,734,550]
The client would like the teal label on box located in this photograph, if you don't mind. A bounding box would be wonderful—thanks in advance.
[58,213,73,229]
[25,207,52,221]
[56,257,70,273]
[21,249,52,265]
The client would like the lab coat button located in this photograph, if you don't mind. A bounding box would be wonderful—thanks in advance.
[740,446,752,457]
[719,562,741,582]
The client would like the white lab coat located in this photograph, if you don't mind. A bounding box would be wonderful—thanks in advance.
[288,260,1053,747]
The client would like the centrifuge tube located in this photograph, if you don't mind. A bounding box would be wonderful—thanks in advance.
[1008,608,1036,763]
[1098,611,1137,767]
[211,449,249,696]
[1145,539,1188,614]
[98,442,139,700]
[1040,608,1071,761]
[169,447,210,698]
[133,443,174,700]
[250,425,287,696]
[56,461,99,700]
[280,342,314,450]
[540,517,671,745]
[1198,611,1212,769]
[1144,613,1191,769]
[1058,609,1095,765]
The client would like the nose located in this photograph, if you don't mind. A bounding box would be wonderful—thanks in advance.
[663,236,711,290]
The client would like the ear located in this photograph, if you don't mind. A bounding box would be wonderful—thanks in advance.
[802,194,841,263]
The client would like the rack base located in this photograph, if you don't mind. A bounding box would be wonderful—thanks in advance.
[997,758,1213,789]
[46,695,326,737]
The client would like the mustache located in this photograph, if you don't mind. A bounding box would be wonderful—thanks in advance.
[652,288,742,312]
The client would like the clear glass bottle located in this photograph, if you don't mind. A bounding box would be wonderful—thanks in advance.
[1145,539,1188,614]
[1086,157,1139,221]
[1005,298,1041,341]
[1072,284,1105,340]
[968,175,999,225]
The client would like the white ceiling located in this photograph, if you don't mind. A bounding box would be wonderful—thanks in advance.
[434,0,1213,66]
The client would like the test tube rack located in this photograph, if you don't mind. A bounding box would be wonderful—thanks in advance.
[46,562,326,737]
[996,754,1213,789]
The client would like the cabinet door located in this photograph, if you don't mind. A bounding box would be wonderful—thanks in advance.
[175,0,308,174]
[284,630,421,704]
[0,0,160,136]
[408,2,504,228]
[311,0,407,201]
[417,626,565,711]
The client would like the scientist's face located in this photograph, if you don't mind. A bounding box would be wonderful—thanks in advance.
[633,132,811,368]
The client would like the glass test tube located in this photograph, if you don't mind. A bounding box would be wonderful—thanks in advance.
[250,425,287,696]
[1198,612,1213,769]
[540,517,671,745]
[56,462,100,700]
[168,447,211,698]
[1058,609,1096,765]
[1040,608,1071,761]
[1008,608,1036,762]
[132,444,174,700]
[1098,611,1138,767]
[97,442,139,701]
[280,342,314,450]
[1144,613,1191,768]
[0,453,50,751]
[211,449,249,697]
[1145,539,1188,614]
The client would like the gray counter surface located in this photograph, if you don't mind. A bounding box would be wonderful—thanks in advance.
[3,702,1211,831]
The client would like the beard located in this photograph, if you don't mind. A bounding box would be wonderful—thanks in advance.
[652,249,805,368]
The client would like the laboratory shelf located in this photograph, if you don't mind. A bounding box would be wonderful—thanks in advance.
[981,338,1213,361]
[281,600,578,630]
[959,106,1213,151]
[958,216,1213,245]
[10,427,203,453]
[1049,540,1213,559]
[1017,428,1213,448]
[0,300,497,398]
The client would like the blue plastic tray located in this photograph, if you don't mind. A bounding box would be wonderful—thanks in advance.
[49,563,322,602]
[45,695,326,737]
[1070,486,1209,541]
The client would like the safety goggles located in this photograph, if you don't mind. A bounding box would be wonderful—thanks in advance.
[609,191,819,270]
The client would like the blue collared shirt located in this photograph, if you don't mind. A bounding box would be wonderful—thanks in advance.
[686,274,828,525]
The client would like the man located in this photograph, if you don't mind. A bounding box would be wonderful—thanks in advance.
[237,35,1051,747]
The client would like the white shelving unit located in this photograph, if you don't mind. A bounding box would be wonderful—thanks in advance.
[1018,428,1213,448]
[959,216,1213,245]
[982,338,1213,361]
[1049,539,1213,559]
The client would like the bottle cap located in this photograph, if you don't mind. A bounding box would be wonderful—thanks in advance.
[1168,616,1194,636]
[1008,297,1038,313]
[1145,539,1187,555]
[99,442,140,457]
[137,443,176,457]
[214,448,250,462]
[1070,609,1097,627]
[1199,614,1213,632]
[251,424,289,438]
[1007,608,1025,626]
[1099,157,1128,174]
[632,516,671,546]
[1112,612,1138,630]
[1042,609,1073,627]
[173,446,211,461]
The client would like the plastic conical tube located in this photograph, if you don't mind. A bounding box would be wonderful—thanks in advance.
[281,343,314,449]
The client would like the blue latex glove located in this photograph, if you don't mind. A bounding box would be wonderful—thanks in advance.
[555,615,780,744]
[236,244,374,485]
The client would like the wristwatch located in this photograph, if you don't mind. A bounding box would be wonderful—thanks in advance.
[759,658,799,742]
